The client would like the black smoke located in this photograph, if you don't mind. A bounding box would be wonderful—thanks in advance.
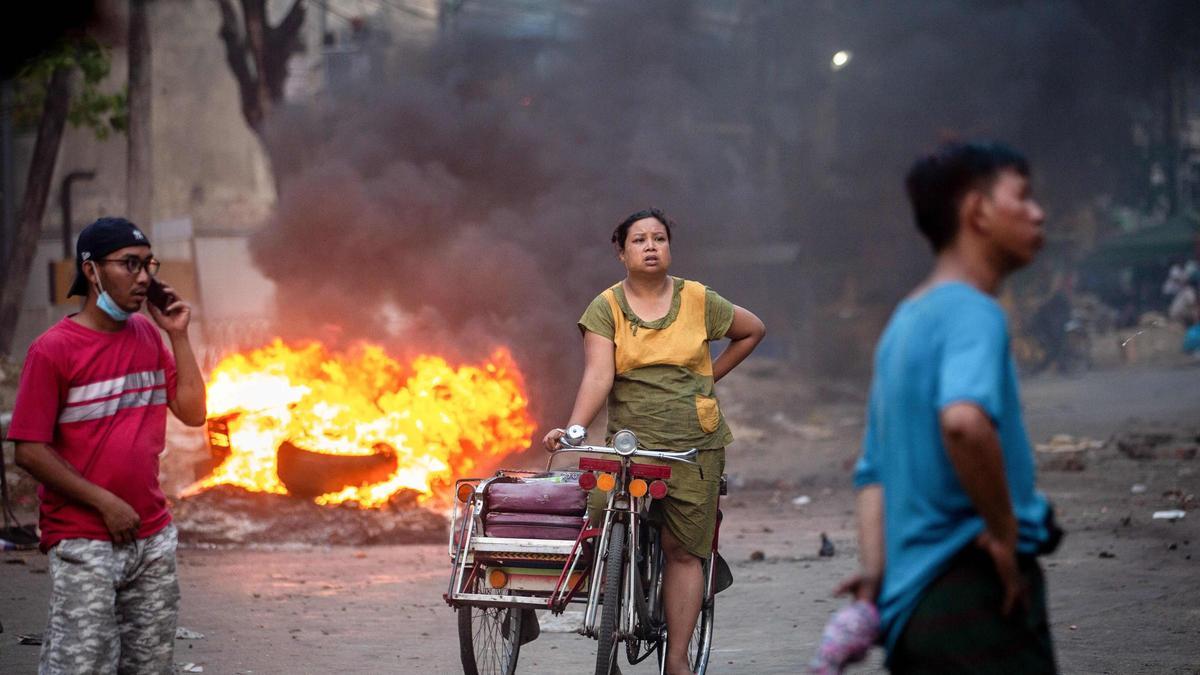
[253,0,789,426]
[250,0,1198,417]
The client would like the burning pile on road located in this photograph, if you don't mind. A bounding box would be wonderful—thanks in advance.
[172,340,536,545]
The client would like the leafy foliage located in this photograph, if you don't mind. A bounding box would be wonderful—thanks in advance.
[12,37,127,140]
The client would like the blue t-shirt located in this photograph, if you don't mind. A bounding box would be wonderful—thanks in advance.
[854,282,1049,655]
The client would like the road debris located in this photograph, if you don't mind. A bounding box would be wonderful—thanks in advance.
[1115,430,1200,461]
[1160,488,1197,510]
[819,533,836,557]
[1152,510,1187,521]
[792,495,812,507]
[1036,434,1104,453]
[1035,434,1096,471]
[770,412,834,441]
[171,485,446,546]
[175,627,205,640]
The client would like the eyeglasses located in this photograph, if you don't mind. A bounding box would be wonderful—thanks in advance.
[97,256,160,276]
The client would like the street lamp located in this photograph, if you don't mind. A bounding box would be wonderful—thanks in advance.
[831,50,852,71]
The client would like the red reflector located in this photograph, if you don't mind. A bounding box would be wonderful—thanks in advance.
[456,482,475,503]
[629,463,671,479]
[579,457,621,473]
[649,479,668,499]
[578,472,597,490]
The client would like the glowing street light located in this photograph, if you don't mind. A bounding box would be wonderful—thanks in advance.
[831,50,852,71]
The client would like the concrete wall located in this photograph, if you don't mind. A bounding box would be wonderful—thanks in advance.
[10,0,278,357]
[28,0,275,241]
[150,0,276,233]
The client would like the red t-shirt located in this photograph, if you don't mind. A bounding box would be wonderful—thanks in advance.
[7,314,177,552]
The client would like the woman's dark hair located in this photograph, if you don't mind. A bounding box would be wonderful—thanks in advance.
[612,208,673,248]
[905,141,1030,252]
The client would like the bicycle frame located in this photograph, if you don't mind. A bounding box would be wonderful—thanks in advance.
[546,436,698,642]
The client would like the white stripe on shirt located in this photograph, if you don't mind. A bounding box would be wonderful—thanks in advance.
[65,370,165,404]
[58,387,168,424]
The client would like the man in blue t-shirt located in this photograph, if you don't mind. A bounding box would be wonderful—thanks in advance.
[837,142,1059,673]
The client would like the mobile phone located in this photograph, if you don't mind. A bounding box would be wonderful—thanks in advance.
[147,278,176,313]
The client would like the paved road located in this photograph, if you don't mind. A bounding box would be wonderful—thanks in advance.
[3,361,1198,673]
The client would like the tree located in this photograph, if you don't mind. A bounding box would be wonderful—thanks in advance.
[0,39,127,357]
[214,0,305,136]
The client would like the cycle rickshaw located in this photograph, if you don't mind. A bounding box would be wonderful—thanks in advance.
[444,426,725,674]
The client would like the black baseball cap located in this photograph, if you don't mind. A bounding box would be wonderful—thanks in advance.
[67,217,152,297]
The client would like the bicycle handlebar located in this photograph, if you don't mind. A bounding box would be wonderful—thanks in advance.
[554,439,700,466]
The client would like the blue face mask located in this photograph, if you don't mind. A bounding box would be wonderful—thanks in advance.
[90,263,131,322]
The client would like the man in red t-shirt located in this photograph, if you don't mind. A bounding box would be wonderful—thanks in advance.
[8,217,206,674]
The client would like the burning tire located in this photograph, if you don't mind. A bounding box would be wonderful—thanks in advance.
[275,441,398,499]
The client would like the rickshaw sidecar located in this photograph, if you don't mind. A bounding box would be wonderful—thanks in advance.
[446,471,595,610]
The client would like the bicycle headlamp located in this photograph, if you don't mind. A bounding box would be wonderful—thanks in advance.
[612,430,638,456]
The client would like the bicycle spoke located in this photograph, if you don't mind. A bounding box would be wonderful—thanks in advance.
[462,585,519,675]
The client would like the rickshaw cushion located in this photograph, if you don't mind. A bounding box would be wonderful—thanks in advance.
[484,481,587,516]
[484,512,586,540]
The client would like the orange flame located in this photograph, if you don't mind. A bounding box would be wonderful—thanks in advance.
[184,339,536,508]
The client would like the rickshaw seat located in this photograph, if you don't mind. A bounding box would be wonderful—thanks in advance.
[483,480,587,516]
[483,512,587,540]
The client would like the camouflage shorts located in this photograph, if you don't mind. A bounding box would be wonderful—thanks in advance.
[40,523,180,675]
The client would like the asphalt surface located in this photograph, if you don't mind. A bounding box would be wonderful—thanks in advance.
[2,361,1199,674]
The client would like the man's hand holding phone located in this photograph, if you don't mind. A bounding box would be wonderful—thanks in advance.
[146,278,190,335]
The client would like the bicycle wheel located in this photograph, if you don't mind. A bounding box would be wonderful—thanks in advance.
[595,521,626,675]
[458,574,523,675]
[628,524,665,665]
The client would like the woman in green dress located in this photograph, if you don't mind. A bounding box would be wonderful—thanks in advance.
[544,208,765,675]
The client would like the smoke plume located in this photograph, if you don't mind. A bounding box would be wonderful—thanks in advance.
[250,0,1198,419]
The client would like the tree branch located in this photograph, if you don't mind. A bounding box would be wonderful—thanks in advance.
[214,0,261,131]
[214,0,305,135]
[239,0,273,127]
[265,0,306,102]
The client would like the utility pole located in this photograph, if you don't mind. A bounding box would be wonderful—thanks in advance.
[128,0,153,229]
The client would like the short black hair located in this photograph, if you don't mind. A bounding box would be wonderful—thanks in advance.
[905,141,1030,252]
[612,208,673,248]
